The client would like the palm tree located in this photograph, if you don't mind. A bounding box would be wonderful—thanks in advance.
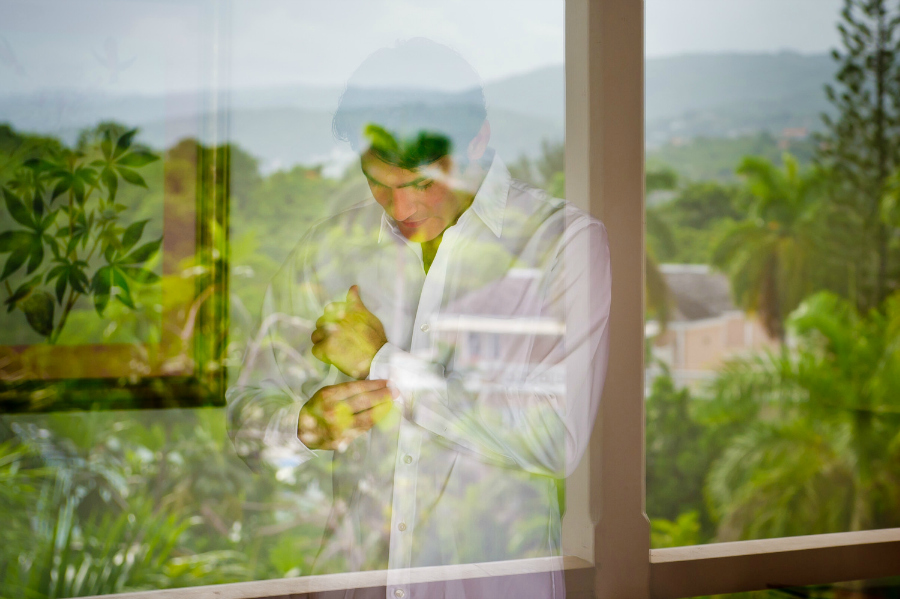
[711,155,826,340]
[703,291,900,541]
[645,167,679,327]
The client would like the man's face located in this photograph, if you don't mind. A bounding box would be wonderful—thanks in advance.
[360,151,465,242]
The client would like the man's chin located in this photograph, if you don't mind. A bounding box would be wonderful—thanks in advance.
[400,224,441,243]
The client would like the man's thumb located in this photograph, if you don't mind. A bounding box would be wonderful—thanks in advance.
[348,285,364,306]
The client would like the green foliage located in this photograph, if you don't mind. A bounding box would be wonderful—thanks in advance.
[650,512,701,549]
[703,291,900,540]
[645,370,720,542]
[648,180,747,264]
[647,132,818,183]
[0,125,162,343]
[646,165,679,195]
[818,0,900,309]
[507,140,565,192]
[711,155,828,339]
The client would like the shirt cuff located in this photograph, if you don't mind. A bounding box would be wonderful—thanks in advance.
[262,401,317,468]
[368,342,448,417]
[368,341,399,381]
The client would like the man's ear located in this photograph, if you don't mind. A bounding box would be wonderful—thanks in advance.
[466,120,491,162]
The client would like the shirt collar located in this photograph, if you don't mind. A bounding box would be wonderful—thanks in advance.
[378,152,511,243]
[470,153,510,238]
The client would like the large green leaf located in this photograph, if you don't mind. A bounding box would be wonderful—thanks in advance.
[121,219,149,253]
[92,265,113,315]
[102,167,118,203]
[50,179,70,202]
[101,129,113,160]
[68,265,89,294]
[121,238,162,265]
[117,151,158,168]
[117,167,147,188]
[45,264,67,303]
[20,290,55,337]
[2,188,34,228]
[1,245,30,280]
[32,194,43,218]
[113,128,138,159]
[0,231,32,253]
[39,210,57,233]
[25,240,44,274]
[120,265,160,284]
[72,178,86,205]
[112,267,134,308]
[3,275,41,312]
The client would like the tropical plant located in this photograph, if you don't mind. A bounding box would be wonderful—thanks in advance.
[703,291,900,541]
[645,167,681,326]
[0,126,161,343]
[818,0,900,308]
[711,154,826,340]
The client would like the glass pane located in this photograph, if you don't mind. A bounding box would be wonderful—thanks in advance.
[645,0,900,548]
[2,1,611,596]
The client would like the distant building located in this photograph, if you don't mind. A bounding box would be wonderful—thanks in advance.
[429,268,567,395]
[780,126,809,140]
[778,126,810,150]
[647,264,778,390]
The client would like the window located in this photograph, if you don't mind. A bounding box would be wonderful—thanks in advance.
[645,0,900,560]
[1,1,898,598]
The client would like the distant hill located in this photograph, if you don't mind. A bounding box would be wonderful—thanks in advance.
[482,51,837,147]
[0,51,839,171]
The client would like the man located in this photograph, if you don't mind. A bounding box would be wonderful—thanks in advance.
[227,38,610,599]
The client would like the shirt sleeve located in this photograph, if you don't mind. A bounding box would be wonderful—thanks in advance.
[371,218,611,478]
[225,235,333,472]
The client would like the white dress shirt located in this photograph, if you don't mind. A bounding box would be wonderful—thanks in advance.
[227,155,611,599]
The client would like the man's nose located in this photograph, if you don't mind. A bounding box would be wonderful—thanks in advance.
[391,189,417,221]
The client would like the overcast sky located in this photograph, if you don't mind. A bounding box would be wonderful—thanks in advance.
[0,0,845,97]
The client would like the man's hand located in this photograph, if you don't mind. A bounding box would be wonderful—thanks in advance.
[298,379,393,451]
[311,285,387,379]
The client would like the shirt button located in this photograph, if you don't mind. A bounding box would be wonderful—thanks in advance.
[398,522,407,531]
[420,323,430,332]
[394,589,405,598]
[403,455,413,464]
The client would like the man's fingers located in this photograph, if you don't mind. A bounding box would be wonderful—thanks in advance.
[311,342,327,363]
[321,379,388,402]
[323,301,346,320]
[352,398,392,430]
[343,385,392,413]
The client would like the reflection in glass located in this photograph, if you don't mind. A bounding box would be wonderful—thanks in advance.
[227,37,610,598]
[0,1,615,596]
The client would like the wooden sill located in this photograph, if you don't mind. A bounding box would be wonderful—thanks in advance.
[650,528,900,599]
[84,555,594,599]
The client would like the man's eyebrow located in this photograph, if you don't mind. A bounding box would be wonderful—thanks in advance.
[396,176,431,189]
[362,168,431,189]
[361,169,386,187]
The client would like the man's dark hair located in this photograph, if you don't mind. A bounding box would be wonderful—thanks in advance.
[332,38,487,169]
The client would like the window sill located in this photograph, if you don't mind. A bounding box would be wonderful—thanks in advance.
[85,555,594,599]
[650,528,900,599]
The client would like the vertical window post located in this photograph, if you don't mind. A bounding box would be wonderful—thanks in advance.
[568,0,651,597]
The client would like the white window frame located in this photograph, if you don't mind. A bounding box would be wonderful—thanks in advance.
[84,1,900,598]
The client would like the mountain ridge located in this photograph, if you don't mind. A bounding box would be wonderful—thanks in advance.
[0,51,840,169]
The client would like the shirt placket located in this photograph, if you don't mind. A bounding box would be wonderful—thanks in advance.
[385,226,456,599]
[386,425,422,599]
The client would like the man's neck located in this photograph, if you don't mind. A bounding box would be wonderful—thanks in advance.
[421,234,442,274]
[418,157,491,274]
